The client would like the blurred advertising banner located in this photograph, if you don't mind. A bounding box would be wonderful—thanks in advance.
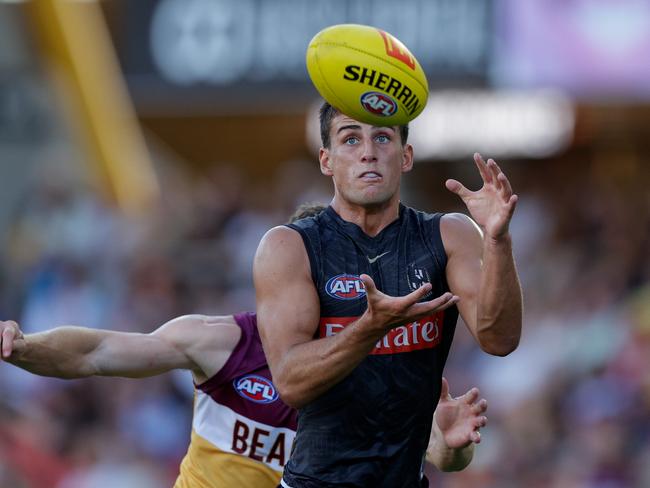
[492,0,650,99]
[114,0,492,114]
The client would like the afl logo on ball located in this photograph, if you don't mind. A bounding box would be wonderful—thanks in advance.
[360,91,398,117]
[325,274,366,300]
[233,375,278,404]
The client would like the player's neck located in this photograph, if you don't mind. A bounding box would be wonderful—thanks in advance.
[330,198,400,237]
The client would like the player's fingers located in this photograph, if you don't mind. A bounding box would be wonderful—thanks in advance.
[1,325,16,358]
[487,159,503,191]
[475,416,487,429]
[409,292,458,316]
[496,171,513,199]
[471,398,488,415]
[440,377,450,400]
[473,153,493,183]
[470,429,482,444]
[506,194,518,217]
[498,194,519,227]
[399,281,434,308]
[445,179,471,199]
[462,387,480,405]
[360,274,378,296]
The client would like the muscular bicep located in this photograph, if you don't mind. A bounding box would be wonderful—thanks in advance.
[90,329,193,378]
[441,213,483,340]
[93,315,238,381]
[253,226,320,377]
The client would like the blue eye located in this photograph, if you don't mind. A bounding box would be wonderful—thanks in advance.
[376,135,390,143]
[345,137,359,145]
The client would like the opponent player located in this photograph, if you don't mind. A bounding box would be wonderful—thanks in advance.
[0,315,487,487]
[0,212,488,488]
[254,102,523,487]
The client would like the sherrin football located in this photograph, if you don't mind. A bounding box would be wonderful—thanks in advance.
[306,24,428,126]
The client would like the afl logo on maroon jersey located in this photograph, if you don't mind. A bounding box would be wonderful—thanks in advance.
[233,375,278,404]
[325,274,366,300]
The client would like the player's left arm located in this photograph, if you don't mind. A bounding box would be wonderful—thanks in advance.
[426,378,487,471]
[443,153,523,356]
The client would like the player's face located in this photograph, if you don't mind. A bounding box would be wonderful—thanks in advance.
[320,114,413,208]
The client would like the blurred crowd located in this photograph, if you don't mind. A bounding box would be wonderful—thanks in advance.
[427,151,650,487]
[0,156,329,488]
[0,147,648,487]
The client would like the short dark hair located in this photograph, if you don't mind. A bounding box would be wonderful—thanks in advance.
[319,101,409,149]
[287,202,327,223]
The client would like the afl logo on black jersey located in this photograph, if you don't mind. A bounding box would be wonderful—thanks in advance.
[325,274,366,300]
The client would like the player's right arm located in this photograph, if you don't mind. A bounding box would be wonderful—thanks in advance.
[254,226,459,409]
[0,315,240,383]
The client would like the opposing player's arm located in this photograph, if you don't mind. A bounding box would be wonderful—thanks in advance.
[443,154,522,356]
[254,226,458,409]
[0,315,240,383]
[426,378,487,472]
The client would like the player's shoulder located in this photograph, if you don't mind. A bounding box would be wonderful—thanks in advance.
[162,315,247,382]
[156,314,241,352]
[286,210,326,231]
[256,225,309,268]
[254,226,313,294]
[440,212,477,230]
[259,225,303,247]
[440,213,483,255]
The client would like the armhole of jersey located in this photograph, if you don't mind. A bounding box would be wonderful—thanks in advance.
[285,224,319,287]
[427,213,451,291]
[429,213,447,267]
[195,314,249,392]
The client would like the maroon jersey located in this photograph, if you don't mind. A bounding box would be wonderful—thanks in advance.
[175,312,297,487]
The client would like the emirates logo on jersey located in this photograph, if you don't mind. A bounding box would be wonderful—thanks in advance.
[233,374,279,404]
[319,313,444,355]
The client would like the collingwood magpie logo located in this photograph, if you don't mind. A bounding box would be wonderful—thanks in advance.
[406,263,432,298]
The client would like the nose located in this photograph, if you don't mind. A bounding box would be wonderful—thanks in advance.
[360,139,377,163]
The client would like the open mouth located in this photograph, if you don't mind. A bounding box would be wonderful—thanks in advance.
[359,171,382,181]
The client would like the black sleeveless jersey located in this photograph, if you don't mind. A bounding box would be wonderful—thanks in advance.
[282,204,459,488]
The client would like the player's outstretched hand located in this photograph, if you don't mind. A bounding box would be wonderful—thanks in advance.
[360,274,459,333]
[445,153,518,239]
[1,320,24,360]
[435,377,487,449]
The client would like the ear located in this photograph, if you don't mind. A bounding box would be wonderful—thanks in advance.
[319,147,333,176]
[401,144,414,173]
